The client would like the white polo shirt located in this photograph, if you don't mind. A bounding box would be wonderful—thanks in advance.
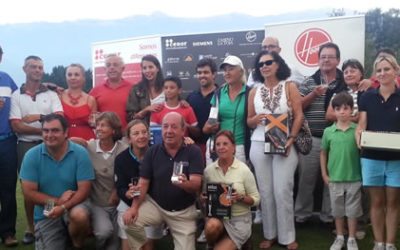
[10,84,63,142]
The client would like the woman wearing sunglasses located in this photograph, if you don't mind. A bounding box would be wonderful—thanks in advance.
[247,51,303,250]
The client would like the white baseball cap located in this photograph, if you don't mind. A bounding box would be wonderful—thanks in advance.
[220,55,244,70]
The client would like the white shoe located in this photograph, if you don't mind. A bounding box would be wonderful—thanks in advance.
[373,242,385,250]
[347,238,358,250]
[197,230,206,243]
[386,245,397,250]
[330,238,345,250]
[253,209,262,224]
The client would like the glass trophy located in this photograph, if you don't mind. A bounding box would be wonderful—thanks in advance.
[43,199,55,216]
[130,177,141,197]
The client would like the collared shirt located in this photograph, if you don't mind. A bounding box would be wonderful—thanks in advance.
[140,143,204,211]
[299,69,346,137]
[321,123,361,182]
[89,79,133,129]
[211,84,247,145]
[203,158,260,217]
[95,139,118,160]
[359,87,400,160]
[87,139,128,206]
[9,83,63,142]
[19,141,94,222]
[187,88,216,144]
[0,71,17,135]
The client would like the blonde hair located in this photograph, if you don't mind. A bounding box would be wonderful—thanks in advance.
[373,54,400,74]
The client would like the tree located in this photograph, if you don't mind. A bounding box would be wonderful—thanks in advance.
[365,8,400,76]
[43,65,93,92]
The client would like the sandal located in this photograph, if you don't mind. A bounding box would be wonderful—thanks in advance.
[287,241,299,250]
[259,238,276,249]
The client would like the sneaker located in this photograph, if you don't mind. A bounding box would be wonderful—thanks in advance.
[373,242,385,250]
[22,232,35,245]
[386,245,398,250]
[347,238,358,250]
[330,238,345,250]
[253,209,262,224]
[4,235,18,247]
[197,230,206,243]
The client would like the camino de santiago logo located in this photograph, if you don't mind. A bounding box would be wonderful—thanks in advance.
[294,28,332,67]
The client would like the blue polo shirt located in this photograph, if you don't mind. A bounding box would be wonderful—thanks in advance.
[359,88,400,160]
[186,88,216,144]
[0,71,17,135]
[20,141,95,222]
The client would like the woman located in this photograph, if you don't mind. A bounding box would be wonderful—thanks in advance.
[326,59,365,122]
[72,112,128,249]
[60,63,96,140]
[356,55,400,250]
[247,51,303,250]
[203,55,251,164]
[126,55,165,124]
[114,119,163,250]
[202,130,260,250]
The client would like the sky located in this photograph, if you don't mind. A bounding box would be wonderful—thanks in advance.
[1,0,398,24]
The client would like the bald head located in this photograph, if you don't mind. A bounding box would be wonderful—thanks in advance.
[162,112,185,147]
[261,37,281,53]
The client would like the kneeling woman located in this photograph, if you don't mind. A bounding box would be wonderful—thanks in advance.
[202,130,260,250]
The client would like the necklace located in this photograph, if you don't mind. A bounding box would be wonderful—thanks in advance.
[67,91,82,105]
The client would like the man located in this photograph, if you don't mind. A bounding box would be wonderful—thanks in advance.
[9,55,63,244]
[247,36,305,87]
[124,112,204,250]
[89,54,133,130]
[186,58,218,160]
[295,42,347,224]
[19,114,94,249]
[0,45,19,247]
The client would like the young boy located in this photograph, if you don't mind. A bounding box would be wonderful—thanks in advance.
[150,76,199,136]
[320,92,362,250]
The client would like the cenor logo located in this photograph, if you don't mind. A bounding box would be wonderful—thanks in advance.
[294,28,332,67]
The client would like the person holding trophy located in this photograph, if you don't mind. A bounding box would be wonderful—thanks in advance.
[202,130,259,250]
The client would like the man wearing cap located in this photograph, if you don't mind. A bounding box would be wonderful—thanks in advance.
[202,55,251,163]
[10,55,63,244]
[247,36,305,88]
[0,45,19,247]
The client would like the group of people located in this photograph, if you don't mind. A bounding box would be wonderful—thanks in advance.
[0,35,399,250]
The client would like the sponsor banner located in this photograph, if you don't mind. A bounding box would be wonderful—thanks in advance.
[162,30,264,95]
[265,16,365,77]
[91,36,162,86]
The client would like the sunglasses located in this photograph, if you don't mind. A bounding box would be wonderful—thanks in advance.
[258,60,274,68]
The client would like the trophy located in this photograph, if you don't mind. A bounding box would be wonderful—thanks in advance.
[171,161,184,183]
[43,199,55,216]
[130,177,141,197]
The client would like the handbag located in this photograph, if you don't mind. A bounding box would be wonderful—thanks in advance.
[285,81,312,155]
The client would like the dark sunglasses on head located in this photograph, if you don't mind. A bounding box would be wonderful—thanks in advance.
[258,60,274,68]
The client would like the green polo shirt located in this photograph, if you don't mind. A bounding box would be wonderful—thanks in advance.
[321,123,361,182]
[211,84,246,145]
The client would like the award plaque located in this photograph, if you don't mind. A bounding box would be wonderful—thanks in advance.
[206,183,233,219]
[264,113,289,154]
[360,131,400,151]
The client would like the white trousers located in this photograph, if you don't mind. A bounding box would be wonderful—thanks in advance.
[250,141,298,245]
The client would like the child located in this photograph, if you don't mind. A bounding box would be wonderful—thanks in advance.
[320,92,362,250]
[150,76,198,136]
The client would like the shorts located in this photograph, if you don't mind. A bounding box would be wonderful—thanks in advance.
[34,213,69,250]
[361,158,400,187]
[329,182,362,218]
[117,210,163,240]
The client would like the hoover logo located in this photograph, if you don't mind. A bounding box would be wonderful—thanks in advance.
[165,39,187,49]
[245,31,257,43]
[294,28,332,67]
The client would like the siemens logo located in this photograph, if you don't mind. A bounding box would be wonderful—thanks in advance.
[192,41,213,47]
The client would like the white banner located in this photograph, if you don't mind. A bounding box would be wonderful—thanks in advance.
[265,16,365,77]
[91,36,162,86]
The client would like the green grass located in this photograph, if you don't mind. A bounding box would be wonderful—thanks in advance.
[6,183,399,249]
